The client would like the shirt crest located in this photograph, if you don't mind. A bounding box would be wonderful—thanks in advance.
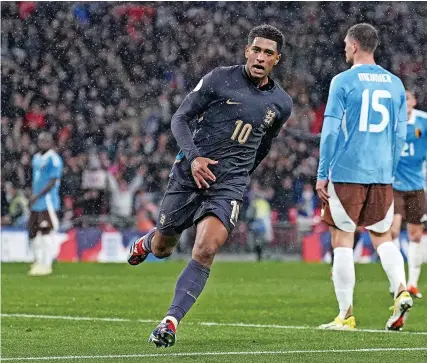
[263,108,276,128]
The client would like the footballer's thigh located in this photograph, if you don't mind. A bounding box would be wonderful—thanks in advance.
[390,214,403,241]
[362,184,394,248]
[28,211,55,239]
[322,182,366,247]
[406,190,426,242]
[329,226,355,249]
[192,197,241,267]
[28,211,40,240]
[153,178,202,257]
[391,189,404,239]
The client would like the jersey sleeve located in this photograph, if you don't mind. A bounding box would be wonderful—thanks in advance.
[170,68,220,163]
[47,155,63,179]
[173,69,219,122]
[393,88,408,175]
[324,74,346,120]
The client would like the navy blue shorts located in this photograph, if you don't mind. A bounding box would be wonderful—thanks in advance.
[157,177,242,236]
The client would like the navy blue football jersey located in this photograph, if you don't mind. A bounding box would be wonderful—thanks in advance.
[171,65,292,200]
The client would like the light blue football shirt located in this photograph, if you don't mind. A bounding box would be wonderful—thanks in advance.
[318,64,407,184]
[393,109,427,191]
[31,150,63,212]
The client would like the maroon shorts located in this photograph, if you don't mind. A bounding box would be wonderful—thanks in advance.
[322,182,393,233]
[28,211,57,239]
[393,189,426,224]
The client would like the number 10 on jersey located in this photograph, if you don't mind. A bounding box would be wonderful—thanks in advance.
[231,120,252,144]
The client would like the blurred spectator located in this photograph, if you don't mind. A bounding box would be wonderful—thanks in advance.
[77,153,107,216]
[1,185,10,222]
[107,168,144,219]
[246,181,273,260]
[296,183,320,232]
[1,181,29,227]
[1,2,426,229]
[271,176,296,221]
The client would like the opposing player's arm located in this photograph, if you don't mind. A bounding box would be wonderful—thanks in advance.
[317,75,345,181]
[171,69,218,164]
[250,96,293,174]
[393,88,408,176]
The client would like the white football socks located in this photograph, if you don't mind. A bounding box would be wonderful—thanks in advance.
[388,238,401,293]
[40,233,54,268]
[31,235,43,265]
[407,241,422,288]
[162,316,178,329]
[377,241,406,298]
[333,247,355,319]
[392,238,400,250]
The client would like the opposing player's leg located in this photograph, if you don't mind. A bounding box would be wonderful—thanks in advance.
[320,227,356,330]
[319,182,364,330]
[28,212,42,275]
[28,211,57,276]
[406,223,424,298]
[391,189,405,250]
[364,185,412,331]
[405,190,426,299]
[149,197,238,347]
[390,215,403,249]
[389,214,403,295]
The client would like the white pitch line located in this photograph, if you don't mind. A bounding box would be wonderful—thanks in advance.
[0,314,156,324]
[2,347,427,361]
[2,313,427,335]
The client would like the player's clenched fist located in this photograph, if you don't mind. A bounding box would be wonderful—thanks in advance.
[191,157,218,189]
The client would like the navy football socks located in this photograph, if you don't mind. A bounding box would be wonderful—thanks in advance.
[142,228,156,253]
[166,259,211,322]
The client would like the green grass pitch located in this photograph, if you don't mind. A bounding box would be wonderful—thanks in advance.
[1,261,427,362]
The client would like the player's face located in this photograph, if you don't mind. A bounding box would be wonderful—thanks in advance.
[38,135,52,152]
[406,90,417,115]
[245,37,280,80]
[344,35,356,64]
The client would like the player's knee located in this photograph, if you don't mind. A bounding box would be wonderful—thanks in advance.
[390,226,400,240]
[192,240,222,265]
[193,247,216,265]
[408,230,423,243]
[151,244,173,259]
[151,234,178,258]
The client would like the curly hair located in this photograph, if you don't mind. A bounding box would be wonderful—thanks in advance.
[248,24,284,52]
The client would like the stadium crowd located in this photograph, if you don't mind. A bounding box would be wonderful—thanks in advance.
[2,2,427,230]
